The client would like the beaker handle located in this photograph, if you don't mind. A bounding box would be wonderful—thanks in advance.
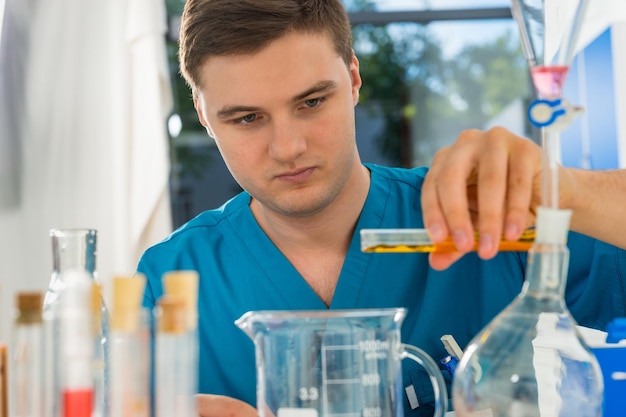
[401,343,448,417]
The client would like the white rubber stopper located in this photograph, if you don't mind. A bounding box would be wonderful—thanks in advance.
[535,206,572,245]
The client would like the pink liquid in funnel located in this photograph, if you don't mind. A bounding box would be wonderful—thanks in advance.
[530,65,569,98]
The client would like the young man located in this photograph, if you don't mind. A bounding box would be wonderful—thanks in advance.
[138,1,626,416]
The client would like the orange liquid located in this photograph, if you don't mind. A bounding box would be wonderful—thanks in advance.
[363,229,536,253]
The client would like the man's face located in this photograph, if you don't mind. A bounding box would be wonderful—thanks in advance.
[193,31,363,218]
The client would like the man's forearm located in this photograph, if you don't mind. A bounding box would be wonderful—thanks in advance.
[568,168,626,249]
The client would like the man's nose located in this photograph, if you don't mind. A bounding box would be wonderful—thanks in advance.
[268,116,307,162]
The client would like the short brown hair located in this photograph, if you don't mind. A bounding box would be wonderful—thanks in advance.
[178,0,354,92]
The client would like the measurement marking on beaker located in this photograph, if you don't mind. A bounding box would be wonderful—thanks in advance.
[362,407,383,417]
[298,387,319,401]
[323,378,361,385]
[321,344,366,417]
[277,407,318,417]
[321,344,359,351]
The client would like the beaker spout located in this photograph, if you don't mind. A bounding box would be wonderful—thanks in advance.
[234,311,257,340]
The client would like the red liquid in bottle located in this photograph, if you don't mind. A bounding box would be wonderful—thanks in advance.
[63,389,93,417]
[530,65,569,98]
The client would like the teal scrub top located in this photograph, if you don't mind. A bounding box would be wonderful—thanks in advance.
[138,163,626,417]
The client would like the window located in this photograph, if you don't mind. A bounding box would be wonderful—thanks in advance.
[164,0,532,225]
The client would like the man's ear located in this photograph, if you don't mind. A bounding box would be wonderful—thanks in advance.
[193,93,216,138]
[349,50,362,106]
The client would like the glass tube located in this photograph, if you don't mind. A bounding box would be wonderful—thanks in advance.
[11,292,45,417]
[155,296,197,417]
[0,344,7,417]
[109,276,149,417]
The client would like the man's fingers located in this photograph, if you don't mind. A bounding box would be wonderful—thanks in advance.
[503,138,541,240]
[429,252,464,271]
[421,147,451,243]
[475,128,509,260]
[423,131,481,252]
[422,128,545,270]
[196,394,258,417]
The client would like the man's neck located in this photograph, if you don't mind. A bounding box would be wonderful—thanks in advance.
[250,164,371,252]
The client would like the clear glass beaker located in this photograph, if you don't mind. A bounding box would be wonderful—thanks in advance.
[236,308,447,417]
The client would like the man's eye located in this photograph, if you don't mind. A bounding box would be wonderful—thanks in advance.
[303,97,324,108]
[236,113,258,124]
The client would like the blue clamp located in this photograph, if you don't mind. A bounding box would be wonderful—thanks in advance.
[606,318,626,344]
[527,98,584,130]
[440,355,458,376]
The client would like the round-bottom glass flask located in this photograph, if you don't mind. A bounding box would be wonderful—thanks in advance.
[452,208,603,417]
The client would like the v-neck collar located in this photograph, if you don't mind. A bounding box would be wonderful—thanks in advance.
[229,165,391,309]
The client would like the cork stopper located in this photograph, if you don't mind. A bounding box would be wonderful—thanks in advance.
[157,296,186,334]
[16,292,43,325]
[111,274,146,332]
[0,345,6,417]
[162,270,198,331]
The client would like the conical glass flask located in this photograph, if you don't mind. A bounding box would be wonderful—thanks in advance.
[43,228,110,417]
[452,208,603,416]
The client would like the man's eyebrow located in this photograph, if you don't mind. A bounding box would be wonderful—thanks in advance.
[216,105,261,120]
[215,80,338,120]
[291,80,338,103]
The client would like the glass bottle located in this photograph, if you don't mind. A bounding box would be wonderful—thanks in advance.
[452,208,604,417]
[11,292,45,417]
[43,229,110,417]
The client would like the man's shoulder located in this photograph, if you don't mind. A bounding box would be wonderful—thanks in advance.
[366,163,429,190]
[144,192,249,253]
[366,163,428,181]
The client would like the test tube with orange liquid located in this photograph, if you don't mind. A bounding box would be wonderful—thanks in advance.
[360,228,535,253]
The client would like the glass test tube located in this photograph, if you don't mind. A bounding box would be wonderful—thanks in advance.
[155,296,196,417]
[11,292,45,417]
[162,271,199,408]
[109,275,149,417]
[360,228,536,253]
[0,344,7,417]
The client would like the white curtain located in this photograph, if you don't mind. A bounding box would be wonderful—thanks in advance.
[0,0,172,342]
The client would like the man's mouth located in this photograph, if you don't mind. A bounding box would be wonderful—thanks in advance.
[276,167,315,182]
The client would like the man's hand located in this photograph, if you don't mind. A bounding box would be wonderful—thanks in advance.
[421,127,547,270]
[197,394,257,417]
